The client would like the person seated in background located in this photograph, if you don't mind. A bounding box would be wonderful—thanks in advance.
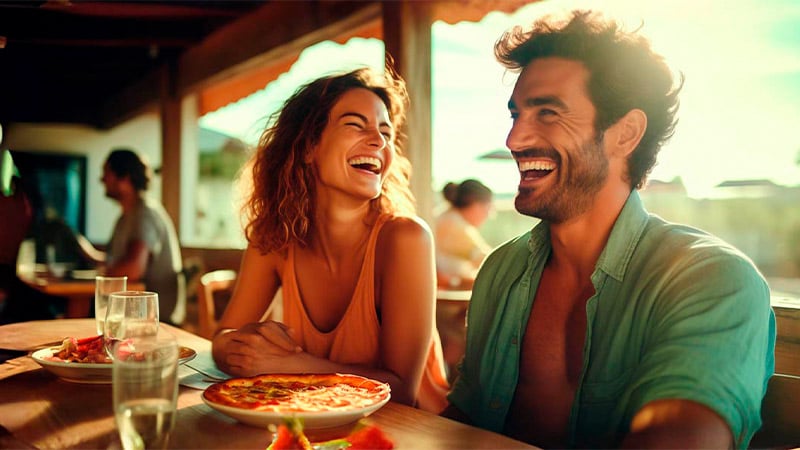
[83,149,185,325]
[0,147,66,325]
[434,179,494,288]
[211,66,449,413]
[443,10,775,449]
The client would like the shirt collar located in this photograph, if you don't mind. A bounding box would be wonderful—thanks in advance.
[526,190,649,282]
[595,190,649,282]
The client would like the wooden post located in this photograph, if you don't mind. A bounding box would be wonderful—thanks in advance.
[382,1,434,225]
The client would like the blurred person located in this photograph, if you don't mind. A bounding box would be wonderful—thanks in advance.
[434,178,494,287]
[87,149,185,325]
[443,10,775,449]
[0,145,67,325]
[211,66,449,413]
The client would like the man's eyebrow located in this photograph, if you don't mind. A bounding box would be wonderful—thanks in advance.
[508,95,568,110]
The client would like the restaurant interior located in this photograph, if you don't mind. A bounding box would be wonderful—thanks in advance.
[1,1,798,448]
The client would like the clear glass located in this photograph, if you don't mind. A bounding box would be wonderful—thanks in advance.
[95,276,128,335]
[112,333,178,450]
[104,291,159,356]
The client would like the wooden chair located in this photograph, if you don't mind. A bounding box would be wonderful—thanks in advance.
[197,269,237,339]
[750,373,800,449]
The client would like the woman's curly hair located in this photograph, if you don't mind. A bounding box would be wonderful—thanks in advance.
[241,65,414,254]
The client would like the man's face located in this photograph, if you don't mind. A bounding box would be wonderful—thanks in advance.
[101,163,122,200]
[506,57,609,223]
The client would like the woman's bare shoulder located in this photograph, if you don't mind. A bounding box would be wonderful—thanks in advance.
[376,215,433,257]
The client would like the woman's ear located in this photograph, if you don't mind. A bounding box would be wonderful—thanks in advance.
[609,108,647,157]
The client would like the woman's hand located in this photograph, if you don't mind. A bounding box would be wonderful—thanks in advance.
[218,320,303,376]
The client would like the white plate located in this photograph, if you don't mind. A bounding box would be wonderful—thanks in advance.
[31,345,197,384]
[202,374,391,429]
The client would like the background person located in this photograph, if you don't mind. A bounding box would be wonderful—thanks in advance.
[211,66,449,413]
[443,10,775,449]
[434,178,493,288]
[0,144,67,326]
[88,149,185,325]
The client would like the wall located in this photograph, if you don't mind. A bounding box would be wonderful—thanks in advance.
[4,114,162,244]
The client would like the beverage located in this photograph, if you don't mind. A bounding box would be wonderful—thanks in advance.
[116,398,175,450]
[95,276,127,335]
[95,294,109,335]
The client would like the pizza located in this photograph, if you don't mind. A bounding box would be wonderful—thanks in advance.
[203,373,391,413]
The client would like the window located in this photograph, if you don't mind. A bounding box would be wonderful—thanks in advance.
[184,38,385,248]
[431,0,800,292]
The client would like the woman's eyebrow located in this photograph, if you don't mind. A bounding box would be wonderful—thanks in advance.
[339,112,393,130]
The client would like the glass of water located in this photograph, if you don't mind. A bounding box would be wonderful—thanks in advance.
[104,291,159,357]
[112,333,179,450]
[95,276,127,335]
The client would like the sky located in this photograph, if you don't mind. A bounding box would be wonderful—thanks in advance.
[201,0,800,199]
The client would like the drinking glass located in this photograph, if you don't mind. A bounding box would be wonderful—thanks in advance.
[104,291,159,356]
[95,276,128,335]
[112,333,179,450]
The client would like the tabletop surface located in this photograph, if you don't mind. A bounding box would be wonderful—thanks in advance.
[0,319,537,450]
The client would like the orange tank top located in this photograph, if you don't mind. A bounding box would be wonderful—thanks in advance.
[281,214,449,412]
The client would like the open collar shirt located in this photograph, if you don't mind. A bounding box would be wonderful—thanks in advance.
[447,190,775,448]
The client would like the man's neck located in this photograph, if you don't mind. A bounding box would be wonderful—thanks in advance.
[118,191,144,214]
[547,187,631,280]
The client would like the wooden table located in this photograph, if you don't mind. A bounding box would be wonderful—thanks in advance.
[0,319,537,450]
[27,277,144,318]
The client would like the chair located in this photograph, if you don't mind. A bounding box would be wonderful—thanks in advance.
[197,270,237,339]
[750,373,800,449]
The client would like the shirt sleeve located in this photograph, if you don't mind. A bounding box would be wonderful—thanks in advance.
[623,249,775,448]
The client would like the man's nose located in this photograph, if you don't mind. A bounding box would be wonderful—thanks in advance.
[506,119,542,153]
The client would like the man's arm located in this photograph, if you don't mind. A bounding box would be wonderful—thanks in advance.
[103,239,148,280]
[622,399,733,449]
[441,402,473,424]
[75,233,106,264]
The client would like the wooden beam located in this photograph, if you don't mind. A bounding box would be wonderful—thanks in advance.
[176,1,382,94]
[98,1,382,129]
[160,63,182,230]
[383,1,434,224]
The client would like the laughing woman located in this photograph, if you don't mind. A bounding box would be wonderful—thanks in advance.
[211,66,449,413]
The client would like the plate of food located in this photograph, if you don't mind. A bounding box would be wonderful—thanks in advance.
[202,373,391,429]
[31,335,197,384]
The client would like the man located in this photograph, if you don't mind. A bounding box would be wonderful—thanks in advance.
[97,149,185,325]
[443,10,775,449]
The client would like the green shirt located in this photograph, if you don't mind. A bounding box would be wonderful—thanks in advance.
[448,191,775,448]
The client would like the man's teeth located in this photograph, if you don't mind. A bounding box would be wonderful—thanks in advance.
[518,160,556,171]
[348,156,382,172]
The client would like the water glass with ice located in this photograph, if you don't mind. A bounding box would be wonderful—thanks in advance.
[95,276,128,335]
[104,291,159,356]
[112,333,178,450]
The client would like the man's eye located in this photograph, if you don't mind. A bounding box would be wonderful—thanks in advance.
[345,122,363,128]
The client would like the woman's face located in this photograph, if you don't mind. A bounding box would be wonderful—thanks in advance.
[311,88,395,204]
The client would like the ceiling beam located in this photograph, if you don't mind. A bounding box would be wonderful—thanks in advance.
[97,1,381,129]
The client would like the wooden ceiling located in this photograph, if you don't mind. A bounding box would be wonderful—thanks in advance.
[0,0,378,128]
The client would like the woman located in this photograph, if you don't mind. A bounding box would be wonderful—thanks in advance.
[434,179,493,287]
[212,66,448,412]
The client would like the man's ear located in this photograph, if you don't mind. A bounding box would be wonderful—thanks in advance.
[609,108,647,157]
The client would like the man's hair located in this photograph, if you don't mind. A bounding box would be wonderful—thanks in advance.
[242,65,415,254]
[495,10,683,189]
[105,148,151,191]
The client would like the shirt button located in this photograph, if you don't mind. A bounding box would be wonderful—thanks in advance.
[511,337,518,345]
[490,400,503,409]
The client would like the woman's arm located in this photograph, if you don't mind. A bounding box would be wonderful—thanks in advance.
[211,245,282,373]
[374,216,437,405]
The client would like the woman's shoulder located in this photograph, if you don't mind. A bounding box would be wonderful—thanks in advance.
[375,214,433,251]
